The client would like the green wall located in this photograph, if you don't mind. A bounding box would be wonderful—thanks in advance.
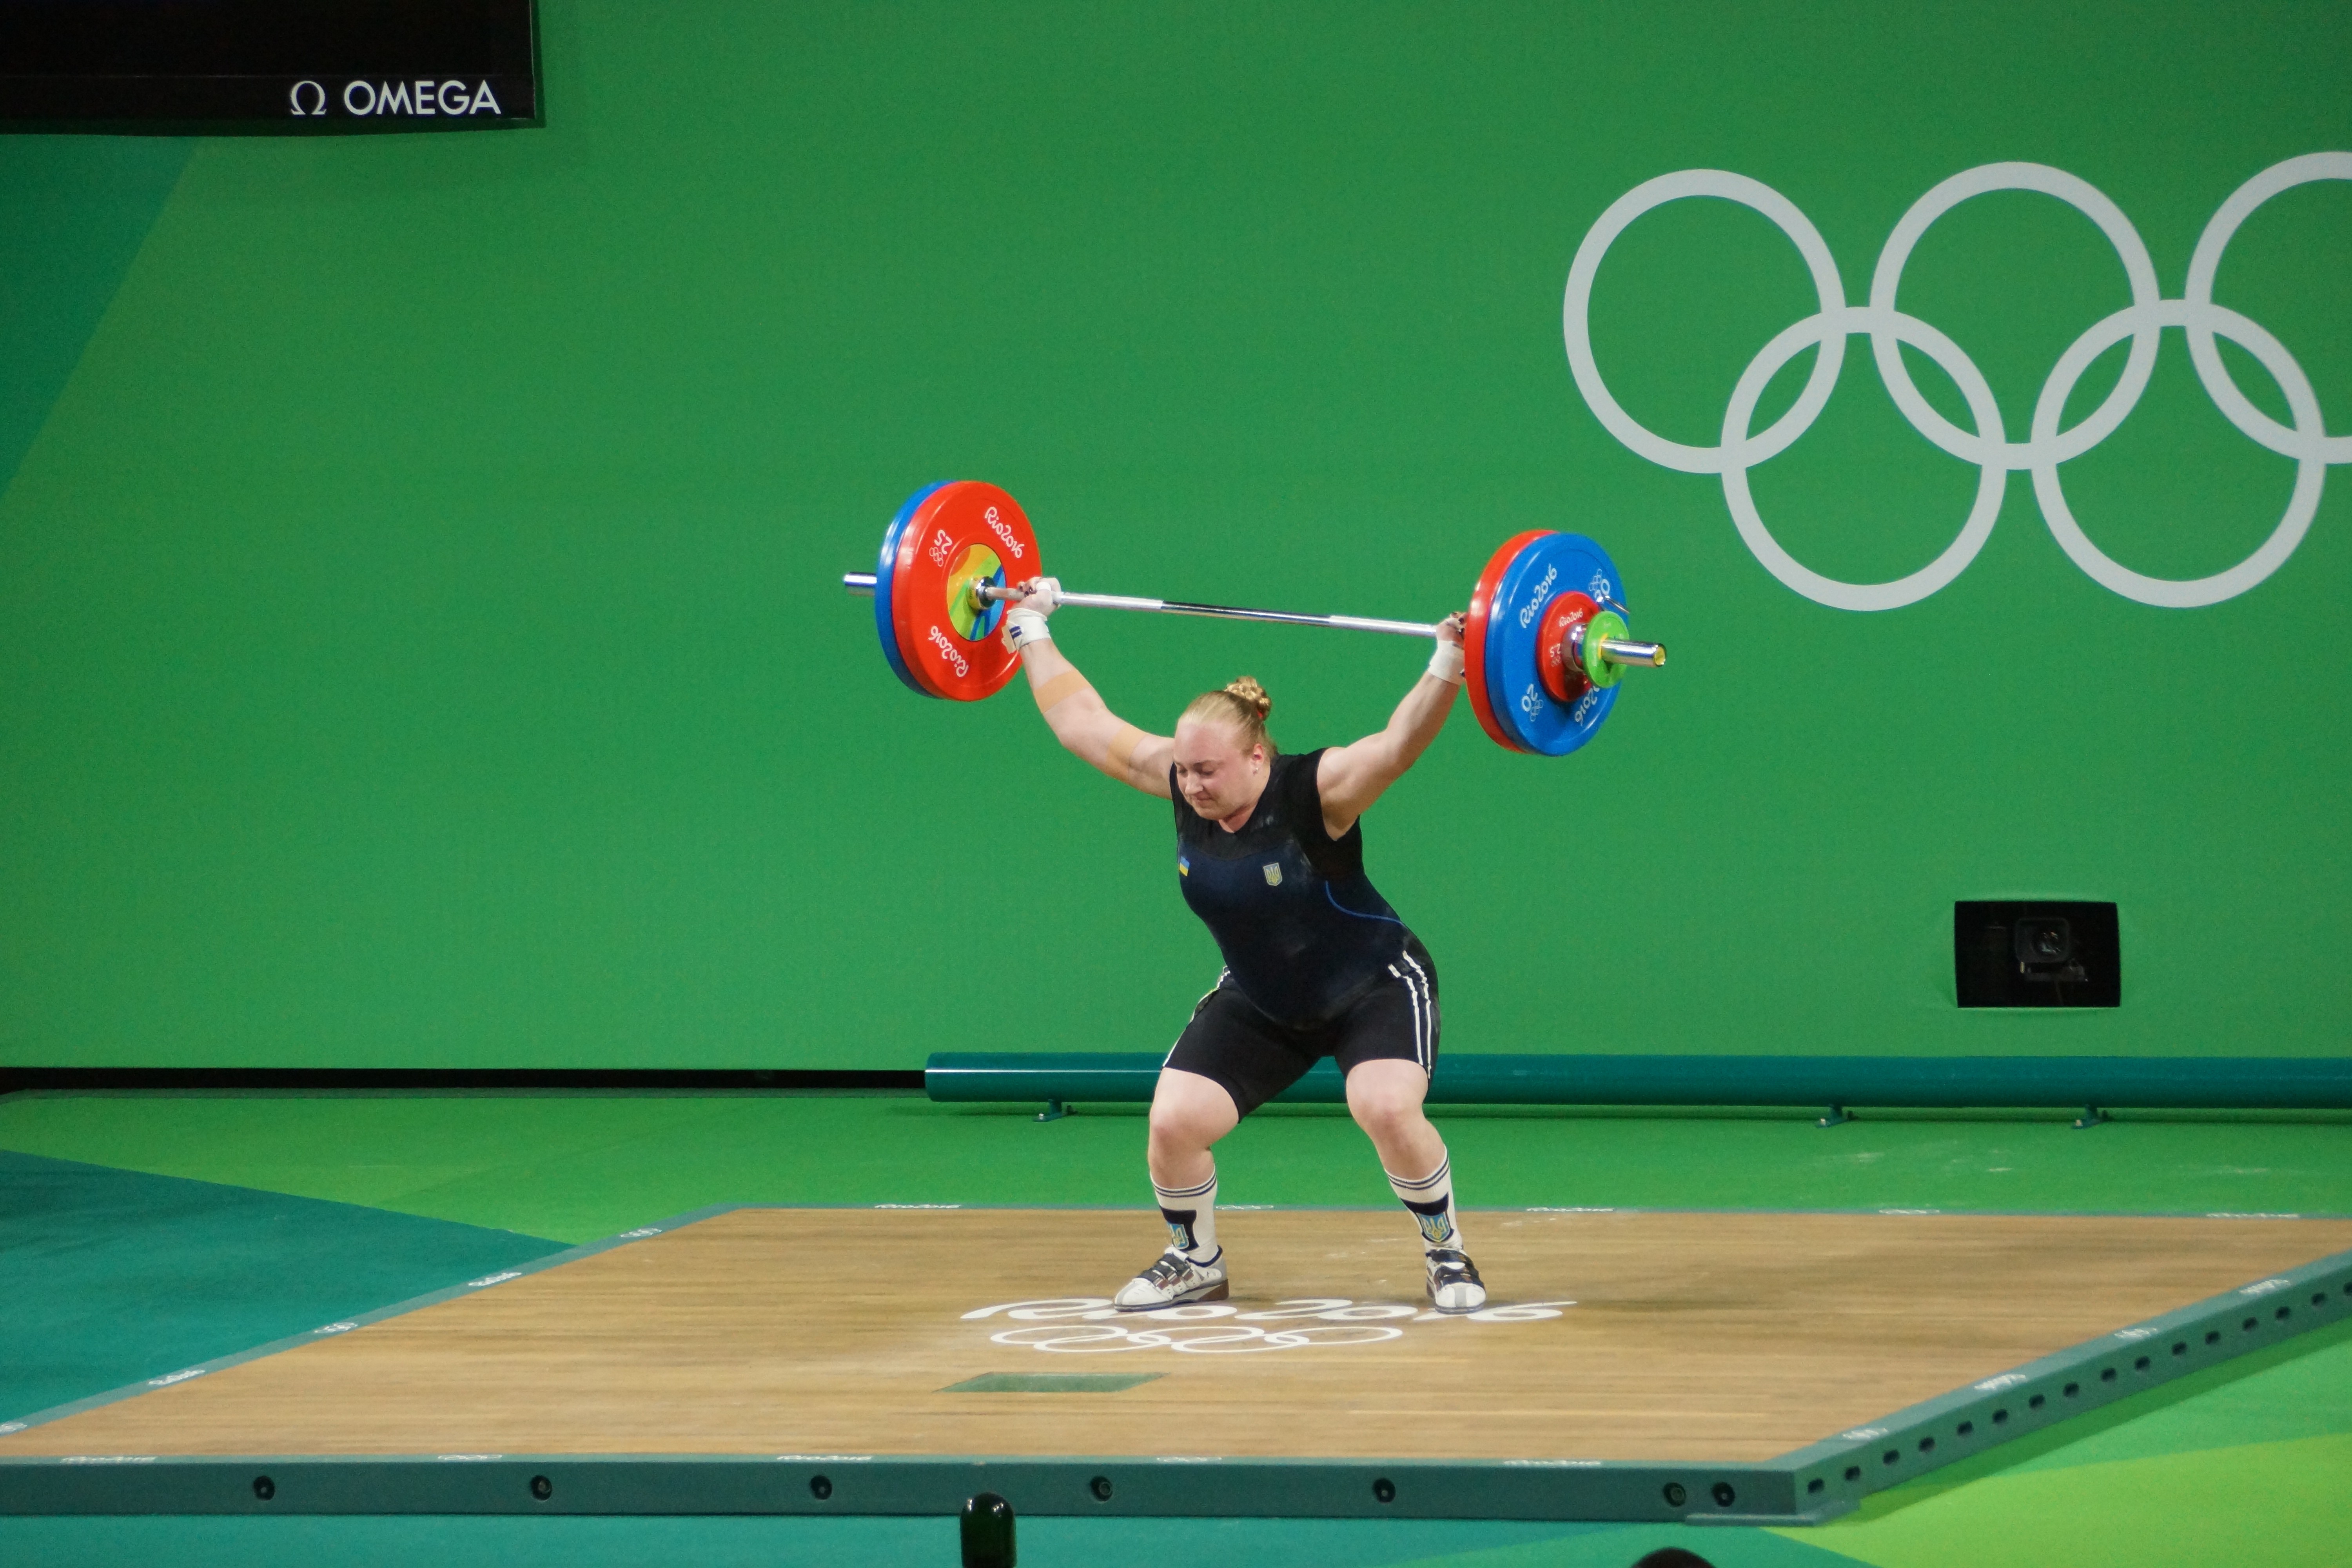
[1,2,2346,1069]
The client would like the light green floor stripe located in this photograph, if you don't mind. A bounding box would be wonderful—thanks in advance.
[2,1093,2344,1244]
[1788,1433,2352,1568]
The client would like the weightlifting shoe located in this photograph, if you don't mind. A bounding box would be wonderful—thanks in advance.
[1113,1247,1229,1310]
[1425,1247,1486,1313]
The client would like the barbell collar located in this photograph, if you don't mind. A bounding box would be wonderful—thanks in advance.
[1596,637,1666,668]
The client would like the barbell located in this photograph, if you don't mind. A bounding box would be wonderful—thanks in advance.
[841,480,1665,756]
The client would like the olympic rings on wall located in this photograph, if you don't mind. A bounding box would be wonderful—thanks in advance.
[1563,154,2351,610]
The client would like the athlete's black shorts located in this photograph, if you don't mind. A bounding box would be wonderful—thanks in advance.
[1164,938,1439,1118]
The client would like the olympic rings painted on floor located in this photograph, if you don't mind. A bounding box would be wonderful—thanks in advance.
[960,1296,1575,1353]
[1563,153,2352,609]
[990,1321,1408,1354]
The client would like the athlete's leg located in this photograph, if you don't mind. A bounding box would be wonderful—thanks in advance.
[1115,1073,1239,1310]
[1347,1060,1482,1309]
[1337,946,1485,1312]
[1117,987,1307,1310]
[1145,1066,1238,1266]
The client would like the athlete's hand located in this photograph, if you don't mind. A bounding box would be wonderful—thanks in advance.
[1002,576,1062,653]
[1425,611,1468,685]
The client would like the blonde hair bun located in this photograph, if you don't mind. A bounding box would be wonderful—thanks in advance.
[1179,677,1276,751]
[1223,676,1272,720]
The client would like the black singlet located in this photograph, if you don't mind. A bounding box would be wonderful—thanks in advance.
[1172,748,1417,1026]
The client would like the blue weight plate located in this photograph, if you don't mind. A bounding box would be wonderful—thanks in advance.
[1482,532,1624,756]
[875,481,950,697]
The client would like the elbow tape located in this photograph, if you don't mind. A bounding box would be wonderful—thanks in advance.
[1034,670,1090,711]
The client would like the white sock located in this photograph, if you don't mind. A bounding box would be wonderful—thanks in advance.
[1153,1169,1220,1262]
[1386,1151,1462,1254]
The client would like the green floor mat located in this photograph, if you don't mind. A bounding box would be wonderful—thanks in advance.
[0,1149,563,1422]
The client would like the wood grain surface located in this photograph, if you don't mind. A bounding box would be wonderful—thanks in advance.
[9,1207,2348,1463]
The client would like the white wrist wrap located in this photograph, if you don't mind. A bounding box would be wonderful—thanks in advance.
[1006,608,1054,651]
[1426,640,1466,685]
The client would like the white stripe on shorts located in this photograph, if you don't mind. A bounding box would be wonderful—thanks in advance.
[1400,951,1436,1071]
[1165,969,1232,1065]
[1388,956,1433,1073]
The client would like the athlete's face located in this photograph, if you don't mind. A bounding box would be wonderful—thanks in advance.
[1172,717,1268,827]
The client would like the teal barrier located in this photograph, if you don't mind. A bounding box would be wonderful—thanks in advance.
[925,1054,2352,1111]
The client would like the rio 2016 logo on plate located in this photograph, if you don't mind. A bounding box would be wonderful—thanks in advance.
[1565,153,2351,610]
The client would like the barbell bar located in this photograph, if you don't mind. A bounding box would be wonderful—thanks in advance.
[839,573,1668,671]
[845,479,1666,755]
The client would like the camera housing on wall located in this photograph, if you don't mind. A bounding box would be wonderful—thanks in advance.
[1955,902,2120,1008]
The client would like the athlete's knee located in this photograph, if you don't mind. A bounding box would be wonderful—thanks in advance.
[1149,1094,1224,1154]
[1145,1103,1194,1152]
[1347,1083,1426,1142]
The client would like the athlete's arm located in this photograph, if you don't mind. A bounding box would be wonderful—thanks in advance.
[1314,612,1466,837]
[1005,577,1174,798]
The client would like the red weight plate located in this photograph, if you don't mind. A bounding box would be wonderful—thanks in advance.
[1535,591,1599,704]
[1463,531,1547,753]
[889,480,1041,702]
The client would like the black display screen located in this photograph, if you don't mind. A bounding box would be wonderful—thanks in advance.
[0,0,539,131]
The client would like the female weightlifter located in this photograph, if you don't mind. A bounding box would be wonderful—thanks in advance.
[999,575,1486,1314]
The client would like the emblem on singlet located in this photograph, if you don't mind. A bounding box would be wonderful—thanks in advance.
[1262,863,1283,886]
[1178,855,1189,877]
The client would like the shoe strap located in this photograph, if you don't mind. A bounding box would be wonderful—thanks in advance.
[1139,1253,1187,1285]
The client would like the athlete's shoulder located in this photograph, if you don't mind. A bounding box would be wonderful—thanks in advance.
[1273,748,1336,834]
[1269,747,1322,802]
[1274,746,1330,780]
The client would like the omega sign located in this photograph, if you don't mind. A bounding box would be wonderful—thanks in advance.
[287,80,508,119]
